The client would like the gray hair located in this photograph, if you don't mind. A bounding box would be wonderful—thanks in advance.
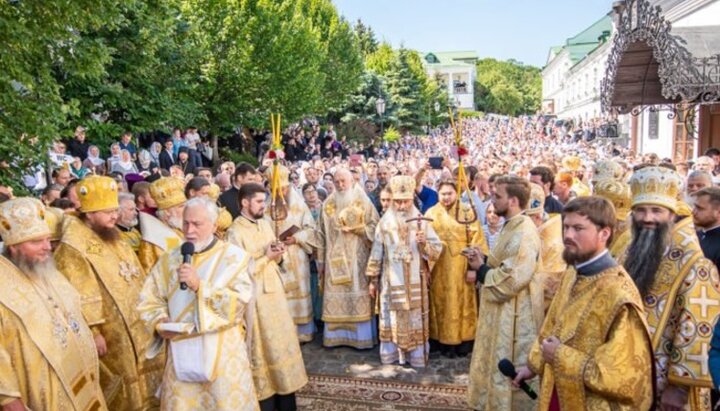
[687,170,713,182]
[118,192,135,204]
[184,197,219,224]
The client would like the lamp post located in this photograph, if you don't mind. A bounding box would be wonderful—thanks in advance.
[376,97,386,137]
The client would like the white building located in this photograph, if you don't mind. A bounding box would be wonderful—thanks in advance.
[422,51,477,110]
[542,15,613,122]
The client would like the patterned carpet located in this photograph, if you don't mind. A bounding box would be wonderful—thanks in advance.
[297,374,470,410]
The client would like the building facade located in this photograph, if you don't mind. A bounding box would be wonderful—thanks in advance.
[422,51,477,110]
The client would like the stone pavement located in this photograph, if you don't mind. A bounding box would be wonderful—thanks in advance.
[300,335,471,386]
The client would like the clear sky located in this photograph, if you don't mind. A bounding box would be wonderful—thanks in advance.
[332,0,613,68]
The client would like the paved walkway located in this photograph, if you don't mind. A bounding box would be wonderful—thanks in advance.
[300,335,471,387]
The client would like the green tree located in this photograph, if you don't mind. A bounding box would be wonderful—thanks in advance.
[385,48,426,132]
[0,0,123,191]
[336,71,396,127]
[60,0,204,152]
[353,19,378,57]
[474,58,541,116]
[366,42,395,76]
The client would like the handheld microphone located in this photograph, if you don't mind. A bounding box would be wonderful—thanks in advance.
[498,358,537,400]
[180,242,195,290]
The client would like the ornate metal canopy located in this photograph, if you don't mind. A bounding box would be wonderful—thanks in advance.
[601,0,720,114]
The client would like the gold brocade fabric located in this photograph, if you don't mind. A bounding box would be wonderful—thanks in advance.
[316,187,379,328]
[0,256,107,411]
[137,241,259,411]
[527,266,654,410]
[367,207,442,357]
[467,214,544,411]
[619,217,719,409]
[536,214,567,310]
[425,203,487,345]
[609,228,631,260]
[226,217,308,400]
[55,216,164,411]
[120,227,142,254]
[139,241,165,274]
[264,189,318,335]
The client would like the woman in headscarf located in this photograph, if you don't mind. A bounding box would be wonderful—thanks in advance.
[135,149,157,175]
[70,157,91,179]
[149,141,162,164]
[106,142,122,171]
[82,145,107,175]
[110,149,139,176]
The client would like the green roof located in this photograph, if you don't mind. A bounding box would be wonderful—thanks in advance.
[423,51,478,66]
[546,15,612,65]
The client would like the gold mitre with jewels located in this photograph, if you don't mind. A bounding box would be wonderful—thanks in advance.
[629,166,682,213]
[77,175,119,213]
[265,165,290,188]
[594,179,631,221]
[526,183,545,215]
[591,160,624,184]
[0,197,51,246]
[389,175,415,200]
[150,177,187,210]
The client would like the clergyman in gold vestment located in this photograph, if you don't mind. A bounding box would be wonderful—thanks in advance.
[621,167,720,410]
[466,176,544,411]
[425,181,487,356]
[515,197,654,410]
[54,176,164,410]
[316,169,380,348]
[0,198,107,411]
[138,198,258,411]
[226,183,307,409]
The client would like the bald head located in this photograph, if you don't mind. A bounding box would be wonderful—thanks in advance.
[333,169,353,192]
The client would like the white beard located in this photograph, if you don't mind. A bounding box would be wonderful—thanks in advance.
[334,189,353,210]
[168,216,183,231]
[192,235,215,252]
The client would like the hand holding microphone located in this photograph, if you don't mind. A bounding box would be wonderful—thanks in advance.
[498,358,537,400]
[179,242,196,291]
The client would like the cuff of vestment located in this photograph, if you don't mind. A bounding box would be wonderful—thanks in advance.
[553,344,589,381]
[0,396,20,406]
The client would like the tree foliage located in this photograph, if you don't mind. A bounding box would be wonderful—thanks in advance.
[0,0,365,191]
[474,58,541,116]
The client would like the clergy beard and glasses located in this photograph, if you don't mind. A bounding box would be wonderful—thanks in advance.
[138,197,259,411]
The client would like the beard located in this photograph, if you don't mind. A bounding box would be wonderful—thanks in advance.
[334,188,353,210]
[93,225,121,243]
[562,246,597,266]
[8,251,57,279]
[624,219,671,297]
[168,216,183,231]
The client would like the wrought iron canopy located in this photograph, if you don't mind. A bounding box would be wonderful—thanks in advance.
[601,0,720,114]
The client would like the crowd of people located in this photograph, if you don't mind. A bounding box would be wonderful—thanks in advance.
[3,114,720,411]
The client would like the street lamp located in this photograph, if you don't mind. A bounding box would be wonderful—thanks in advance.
[376,97,386,136]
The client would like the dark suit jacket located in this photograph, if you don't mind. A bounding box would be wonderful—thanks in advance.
[159,150,175,171]
[219,186,240,220]
[699,226,720,271]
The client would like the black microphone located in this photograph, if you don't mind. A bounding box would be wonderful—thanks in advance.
[180,242,194,291]
[498,358,537,400]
